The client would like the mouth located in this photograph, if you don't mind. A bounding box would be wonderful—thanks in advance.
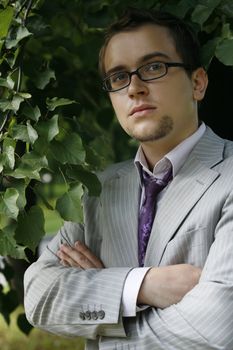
[129,105,156,117]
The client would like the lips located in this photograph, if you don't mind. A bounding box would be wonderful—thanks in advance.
[129,104,156,116]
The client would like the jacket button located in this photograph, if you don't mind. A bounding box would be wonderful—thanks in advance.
[98,310,105,319]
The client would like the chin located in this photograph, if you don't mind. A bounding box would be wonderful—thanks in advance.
[129,115,174,142]
[133,133,168,143]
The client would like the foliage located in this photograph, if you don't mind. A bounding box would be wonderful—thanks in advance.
[0,306,84,350]
[0,0,232,336]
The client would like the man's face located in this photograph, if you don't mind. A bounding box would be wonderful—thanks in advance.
[104,24,207,149]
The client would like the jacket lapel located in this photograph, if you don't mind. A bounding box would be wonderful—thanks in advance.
[101,163,140,266]
[144,127,225,266]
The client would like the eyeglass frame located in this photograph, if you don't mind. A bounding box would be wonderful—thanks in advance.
[102,61,192,92]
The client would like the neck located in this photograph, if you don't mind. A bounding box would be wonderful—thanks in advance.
[140,126,198,170]
[141,142,171,171]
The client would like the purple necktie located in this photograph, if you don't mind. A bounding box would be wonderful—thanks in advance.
[138,167,172,267]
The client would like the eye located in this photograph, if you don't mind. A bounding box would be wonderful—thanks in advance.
[111,72,128,84]
[145,62,164,72]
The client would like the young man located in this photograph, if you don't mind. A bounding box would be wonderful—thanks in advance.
[24,8,233,350]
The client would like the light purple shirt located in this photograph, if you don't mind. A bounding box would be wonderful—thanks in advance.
[122,123,206,317]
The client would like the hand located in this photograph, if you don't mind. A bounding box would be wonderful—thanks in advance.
[57,241,105,269]
[138,264,201,309]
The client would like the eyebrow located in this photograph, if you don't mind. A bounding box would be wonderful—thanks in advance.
[105,51,171,76]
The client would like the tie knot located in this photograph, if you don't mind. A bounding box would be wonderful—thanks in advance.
[142,166,172,196]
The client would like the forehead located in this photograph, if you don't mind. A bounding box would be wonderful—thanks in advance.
[104,24,181,74]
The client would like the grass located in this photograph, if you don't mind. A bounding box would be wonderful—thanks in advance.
[0,307,85,350]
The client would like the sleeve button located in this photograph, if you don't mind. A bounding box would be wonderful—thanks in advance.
[98,310,105,319]
[85,311,91,320]
[79,312,85,320]
[91,311,98,320]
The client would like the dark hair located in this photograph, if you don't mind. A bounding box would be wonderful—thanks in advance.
[99,7,201,78]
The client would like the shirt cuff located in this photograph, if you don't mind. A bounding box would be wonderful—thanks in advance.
[122,267,151,317]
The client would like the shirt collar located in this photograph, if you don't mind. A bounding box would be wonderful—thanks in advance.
[135,122,206,180]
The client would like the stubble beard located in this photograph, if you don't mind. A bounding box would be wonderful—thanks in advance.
[129,115,174,143]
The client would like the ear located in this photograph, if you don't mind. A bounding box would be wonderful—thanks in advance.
[192,67,208,101]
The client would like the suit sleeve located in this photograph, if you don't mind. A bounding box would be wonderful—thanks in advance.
[100,189,233,350]
[24,192,233,349]
[24,221,133,340]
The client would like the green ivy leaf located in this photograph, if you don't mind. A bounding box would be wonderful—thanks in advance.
[15,205,45,252]
[22,104,41,122]
[0,7,14,39]
[66,165,101,196]
[220,0,233,17]
[5,25,32,49]
[0,98,18,112]
[8,152,48,180]
[2,137,16,170]
[50,132,85,164]
[201,37,221,68]
[11,94,25,111]
[46,97,77,111]
[0,6,14,53]
[0,176,27,210]
[26,121,38,144]
[216,38,233,65]
[36,114,59,142]
[27,13,50,35]
[32,67,56,89]
[11,179,27,210]
[5,47,20,68]
[11,124,29,142]
[56,183,83,223]
[12,121,38,144]
[17,92,32,99]
[0,188,19,220]
[0,76,14,89]
[191,0,222,27]
[11,167,40,180]
[221,23,232,40]
[162,0,196,19]
[20,151,48,169]
[0,224,26,259]
[0,94,26,112]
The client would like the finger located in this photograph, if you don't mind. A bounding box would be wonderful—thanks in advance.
[60,244,96,269]
[58,250,81,268]
[74,241,104,268]
[58,249,81,268]
[60,259,73,267]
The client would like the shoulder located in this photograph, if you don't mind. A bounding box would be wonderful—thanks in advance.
[223,139,233,158]
[83,159,135,206]
[193,126,233,163]
[205,126,233,156]
[97,159,135,183]
[203,127,233,178]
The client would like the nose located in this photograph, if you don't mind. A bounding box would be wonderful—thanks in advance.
[127,74,149,98]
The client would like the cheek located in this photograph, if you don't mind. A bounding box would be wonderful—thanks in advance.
[166,82,194,109]
[110,96,126,121]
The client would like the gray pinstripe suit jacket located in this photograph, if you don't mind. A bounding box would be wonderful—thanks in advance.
[24,126,233,350]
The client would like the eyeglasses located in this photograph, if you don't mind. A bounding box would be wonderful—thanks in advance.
[102,61,191,92]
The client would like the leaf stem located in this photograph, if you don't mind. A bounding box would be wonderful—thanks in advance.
[59,167,68,188]
[23,0,34,25]
[0,112,11,132]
